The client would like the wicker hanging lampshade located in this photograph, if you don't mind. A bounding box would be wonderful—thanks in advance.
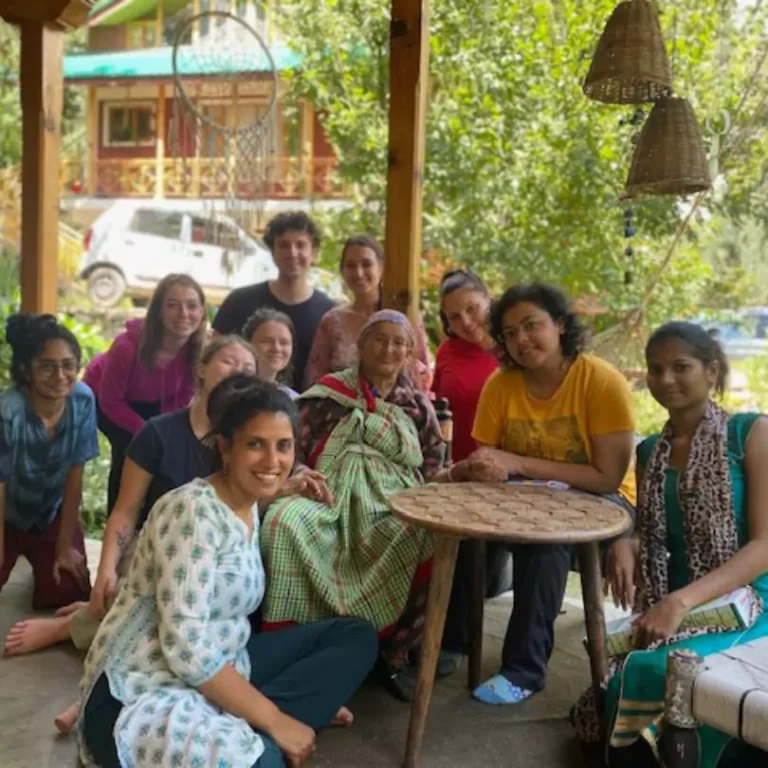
[625,96,712,197]
[583,0,673,104]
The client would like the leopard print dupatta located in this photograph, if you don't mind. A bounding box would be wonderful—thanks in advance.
[636,400,738,611]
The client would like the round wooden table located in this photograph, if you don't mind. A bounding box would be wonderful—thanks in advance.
[389,481,632,768]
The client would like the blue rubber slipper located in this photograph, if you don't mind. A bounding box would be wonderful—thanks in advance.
[472,674,533,705]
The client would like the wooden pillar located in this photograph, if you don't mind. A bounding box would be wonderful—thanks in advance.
[382,0,430,326]
[302,100,314,195]
[192,0,201,42]
[20,22,64,315]
[155,0,164,46]
[86,85,97,196]
[155,83,166,198]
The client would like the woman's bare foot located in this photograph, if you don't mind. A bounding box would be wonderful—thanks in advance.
[54,601,88,618]
[3,616,71,656]
[54,701,80,734]
[331,706,354,727]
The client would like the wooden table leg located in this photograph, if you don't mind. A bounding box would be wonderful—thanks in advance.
[467,539,485,690]
[404,534,460,768]
[577,541,609,735]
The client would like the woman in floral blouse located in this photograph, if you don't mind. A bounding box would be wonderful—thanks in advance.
[304,235,431,389]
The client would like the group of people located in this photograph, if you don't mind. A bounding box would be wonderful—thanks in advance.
[0,209,766,768]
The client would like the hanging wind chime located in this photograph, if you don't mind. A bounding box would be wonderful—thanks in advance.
[617,107,644,286]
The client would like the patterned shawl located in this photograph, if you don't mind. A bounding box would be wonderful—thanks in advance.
[261,366,434,630]
[637,400,738,611]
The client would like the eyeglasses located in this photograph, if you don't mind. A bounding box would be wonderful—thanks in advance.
[34,359,80,377]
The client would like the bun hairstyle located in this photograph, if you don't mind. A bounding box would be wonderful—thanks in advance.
[5,313,81,385]
[206,372,299,443]
[490,282,588,368]
[438,269,489,338]
[646,321,730,397]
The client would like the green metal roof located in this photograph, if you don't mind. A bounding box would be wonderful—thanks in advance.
[91,0,189,26]
[63,43,301,81]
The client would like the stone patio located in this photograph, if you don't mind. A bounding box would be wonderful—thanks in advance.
[0,542,605,768]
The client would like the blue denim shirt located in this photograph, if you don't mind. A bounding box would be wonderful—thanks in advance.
[0,381,99,531]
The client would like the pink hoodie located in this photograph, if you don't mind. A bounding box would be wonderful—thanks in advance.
[83,319,196,434]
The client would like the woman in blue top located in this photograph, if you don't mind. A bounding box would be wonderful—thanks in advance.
[4,335,258,661]
[0,314,99,611]
[573,322,768,768]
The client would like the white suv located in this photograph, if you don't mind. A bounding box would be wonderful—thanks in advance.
[78,201,344,307]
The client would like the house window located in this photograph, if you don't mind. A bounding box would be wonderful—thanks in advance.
[104,103,156,147]
[126,21,158,50]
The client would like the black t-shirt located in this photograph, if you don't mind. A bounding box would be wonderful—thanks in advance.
[212,281,336,391]
[125,409,217,527]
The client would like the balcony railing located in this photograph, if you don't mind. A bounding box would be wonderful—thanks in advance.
[60,157,349,200]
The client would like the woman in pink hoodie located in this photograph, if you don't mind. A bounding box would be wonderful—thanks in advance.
[84,274,207,512]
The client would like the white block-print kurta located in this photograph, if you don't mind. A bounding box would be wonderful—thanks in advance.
[77,477,266,768]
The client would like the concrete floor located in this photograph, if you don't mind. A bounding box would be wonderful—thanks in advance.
[0,543,604,768]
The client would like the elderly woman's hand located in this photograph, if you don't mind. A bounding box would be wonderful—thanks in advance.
[462,448,511,483]
[282,468,334,506]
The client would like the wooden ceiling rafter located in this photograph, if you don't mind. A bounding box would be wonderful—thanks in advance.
[0,0,97,30]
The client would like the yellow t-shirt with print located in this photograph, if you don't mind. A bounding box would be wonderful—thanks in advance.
[472,353,636,504]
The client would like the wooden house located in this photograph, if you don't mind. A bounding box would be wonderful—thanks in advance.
[61,0,346,216]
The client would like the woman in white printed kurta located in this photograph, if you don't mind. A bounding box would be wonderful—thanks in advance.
[79,477,267,767]
[78,376,378,768]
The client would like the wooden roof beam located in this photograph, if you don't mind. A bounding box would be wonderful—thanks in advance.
[0,0,96,29]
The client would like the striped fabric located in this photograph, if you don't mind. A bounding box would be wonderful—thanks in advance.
[261,367,433,631]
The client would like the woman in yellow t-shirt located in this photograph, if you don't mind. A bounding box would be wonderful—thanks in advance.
[461,282,636,706]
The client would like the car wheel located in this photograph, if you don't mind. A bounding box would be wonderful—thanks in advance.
[87,266,126,308]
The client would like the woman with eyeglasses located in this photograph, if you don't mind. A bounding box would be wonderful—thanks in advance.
[0,314,99,610]
[462,283,636,705]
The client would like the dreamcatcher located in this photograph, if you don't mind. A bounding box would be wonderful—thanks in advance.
[169,10,278,263]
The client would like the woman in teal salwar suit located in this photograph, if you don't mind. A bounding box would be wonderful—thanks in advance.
[574,322,768,767]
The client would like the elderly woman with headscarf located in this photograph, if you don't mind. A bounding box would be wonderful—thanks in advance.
[260,310,465,700]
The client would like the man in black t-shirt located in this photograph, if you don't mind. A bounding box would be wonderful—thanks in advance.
[212,212,336,391]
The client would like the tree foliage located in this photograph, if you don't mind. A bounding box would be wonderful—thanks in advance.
[278,0,768,325]
[0,21,87,170]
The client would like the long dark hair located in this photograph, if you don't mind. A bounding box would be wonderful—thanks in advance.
[6,313,81,386]
[646,321,730,397]
[139,274,207,368]
[242,308,295,385]
[340,234,385,310]
[490,282,588,368]
[438,268,490,338]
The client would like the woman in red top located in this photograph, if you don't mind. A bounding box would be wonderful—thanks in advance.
[433,269,499,462]
[433,269,511,672]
